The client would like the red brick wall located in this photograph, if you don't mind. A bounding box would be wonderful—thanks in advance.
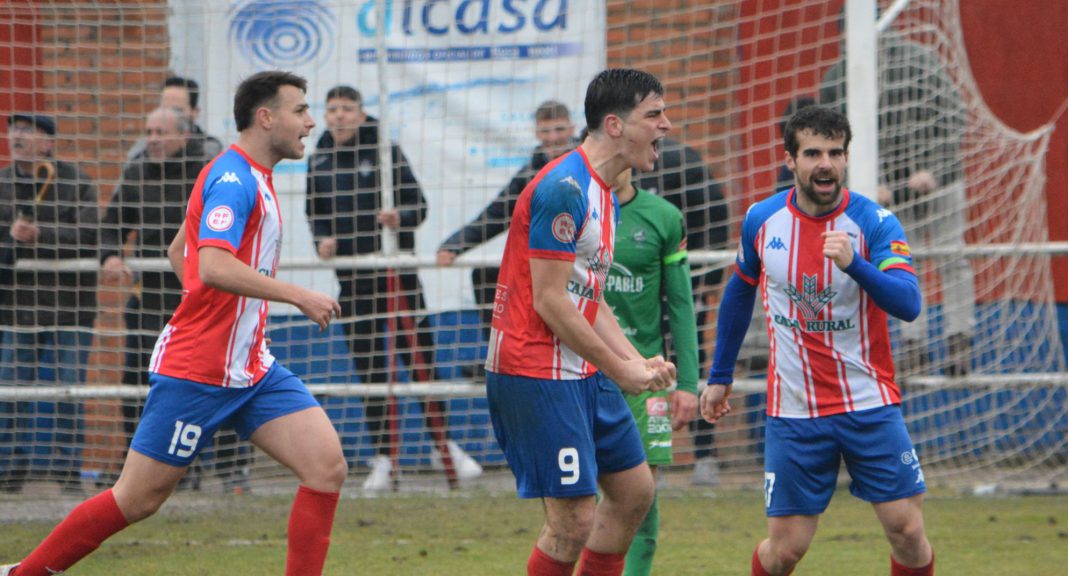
[2,0,170,205]
[605,0,735,179]
[0,0,170,474]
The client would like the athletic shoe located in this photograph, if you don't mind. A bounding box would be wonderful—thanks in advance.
[0,563,20,575]
[362,455,392,491]
[430,440,483,481]
[691,457,720,487]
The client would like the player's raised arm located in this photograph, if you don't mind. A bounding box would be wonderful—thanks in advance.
[530,257,666,394]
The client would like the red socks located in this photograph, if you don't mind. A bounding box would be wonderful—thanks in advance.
[751,545,795,576]
[576,547,625,575]
[752,545,773,576]
[892,552,935,576]
[285,485,340,576]
[528,545,575,576]
[17,488,129,576]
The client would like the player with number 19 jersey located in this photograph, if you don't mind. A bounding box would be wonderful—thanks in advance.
[735,188,914,418]
[149,145,281,388]
[485,147,617,380]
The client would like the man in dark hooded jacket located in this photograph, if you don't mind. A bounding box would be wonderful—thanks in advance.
[306,85,481,491]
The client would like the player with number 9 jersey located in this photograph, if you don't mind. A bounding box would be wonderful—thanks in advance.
[485,147,617,381]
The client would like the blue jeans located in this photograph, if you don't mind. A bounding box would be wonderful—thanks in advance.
[0,328,93,483]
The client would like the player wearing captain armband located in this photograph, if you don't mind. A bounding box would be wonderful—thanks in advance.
[1,71,346,576]
[485,68,676,576]
[700,106,935,576]
[602,167,699,575]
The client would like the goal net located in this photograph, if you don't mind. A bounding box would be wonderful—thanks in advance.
[0,0,1063,498]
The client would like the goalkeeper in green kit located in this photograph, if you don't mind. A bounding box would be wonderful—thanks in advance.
[603,167,699,575]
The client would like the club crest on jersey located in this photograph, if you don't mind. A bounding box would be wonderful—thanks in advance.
[206,206,235,231]
[776,273,855,332]
[552,213,576,243]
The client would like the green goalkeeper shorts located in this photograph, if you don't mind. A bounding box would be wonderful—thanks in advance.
[625,389,673,466]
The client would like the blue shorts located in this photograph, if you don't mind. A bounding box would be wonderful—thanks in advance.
[763,405,926,517]
[487,371,646,499]
[131,363,320,467]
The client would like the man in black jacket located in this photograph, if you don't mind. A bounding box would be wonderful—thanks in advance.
[435,100,577,355]
[125,76,224,165]
[306,85,481,491]
[0,113,99,494]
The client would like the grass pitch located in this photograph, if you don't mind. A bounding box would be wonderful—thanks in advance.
[2,486,1066,574]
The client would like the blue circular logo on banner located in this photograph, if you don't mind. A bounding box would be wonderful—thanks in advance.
[228,0,335,68]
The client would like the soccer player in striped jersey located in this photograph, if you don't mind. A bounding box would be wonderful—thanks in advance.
[2,71,346,576]
[701,106,935,576]
[485,69,676,576]
[603,167,699,575]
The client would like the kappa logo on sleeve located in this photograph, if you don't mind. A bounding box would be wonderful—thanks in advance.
[552,213,576,243]
[206,206,235,232]
[219,171,242,185]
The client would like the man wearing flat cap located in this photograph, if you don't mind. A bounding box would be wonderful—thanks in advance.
[0,112,100,494]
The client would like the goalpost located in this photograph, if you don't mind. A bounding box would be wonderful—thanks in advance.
[0,0,1065,498]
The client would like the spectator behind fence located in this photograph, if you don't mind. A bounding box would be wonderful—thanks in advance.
[635,136,730,487]
[306,85,481,492]
[820,16,975,375]
[100,106,251,493]
[125,76,224,165]
[1,69,348,576]
[0,113,100,494]
[436,100,578,377]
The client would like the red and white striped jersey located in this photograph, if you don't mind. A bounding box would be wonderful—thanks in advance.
[485,148,617,380]
[149,146,281,388]
[736,188,915,418]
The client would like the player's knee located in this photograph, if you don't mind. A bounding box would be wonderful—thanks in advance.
[296,450,348,491]
[546,508,596,553]
[319,452,349,490]
[885,515,927,551]
[768,539,809,570]
[626,483,655,522]
[116,487,170,523]
[555,519,595,553]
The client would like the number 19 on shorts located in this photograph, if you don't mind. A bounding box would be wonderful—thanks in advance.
[168,420,203,458]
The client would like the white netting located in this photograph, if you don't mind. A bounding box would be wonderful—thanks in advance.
[0,0,1064,498]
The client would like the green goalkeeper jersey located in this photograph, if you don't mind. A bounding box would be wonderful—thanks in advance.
[604,188,699,395]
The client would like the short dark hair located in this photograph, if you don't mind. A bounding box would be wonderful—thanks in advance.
[783,105,852,157]
[325,85,361,105]
[233,70,307,132]
[164,76,201,110]
[780,95,817,137]
[584,68,663,132]
[534,100,569,122]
